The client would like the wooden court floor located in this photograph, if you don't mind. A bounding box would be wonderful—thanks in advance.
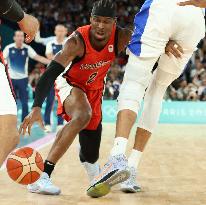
[0,123,206,205]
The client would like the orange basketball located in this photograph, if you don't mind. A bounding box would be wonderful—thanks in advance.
[6,147,44,185]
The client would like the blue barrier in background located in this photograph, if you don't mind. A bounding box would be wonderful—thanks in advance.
[102,101,206,124]
[20,100,206,125]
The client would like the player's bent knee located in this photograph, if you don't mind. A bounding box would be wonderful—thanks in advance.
[74,110,92,128]
[117,81,146,114]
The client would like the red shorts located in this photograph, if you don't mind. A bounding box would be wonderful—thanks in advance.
[55,76,102,130]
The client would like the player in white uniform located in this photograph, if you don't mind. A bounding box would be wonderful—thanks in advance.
[87,0,205,197]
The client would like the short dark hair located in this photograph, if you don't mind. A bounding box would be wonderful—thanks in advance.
[91,0,117,18]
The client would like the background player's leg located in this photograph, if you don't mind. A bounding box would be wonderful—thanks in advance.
[44,87,55,132]
[18,78,29,122]
[57,115,64,129]
[79,123,102,183]
[11,79,18,99]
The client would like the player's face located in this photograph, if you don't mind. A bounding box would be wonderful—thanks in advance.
[90,16,115,41]
[55,25,68,39]
[14,31,24,45]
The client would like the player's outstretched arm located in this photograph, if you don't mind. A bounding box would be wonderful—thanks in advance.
[178,0,206,8]
[19,34,84,135]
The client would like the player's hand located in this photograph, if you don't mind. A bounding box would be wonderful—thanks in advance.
[18,13,40,43]
[165,40,184,58]
[19,107,44,136]
[177,0,206,8]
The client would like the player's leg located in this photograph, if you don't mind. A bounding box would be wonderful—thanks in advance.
[44,87,55,132]
[28,85,92,195]
[18,78,29,122]
[0,63,19,166]
[79,123,102,183]
[46,87,92,163]
[120,57,185,193]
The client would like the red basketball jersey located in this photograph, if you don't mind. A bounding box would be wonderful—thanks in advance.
[63,25,117,91]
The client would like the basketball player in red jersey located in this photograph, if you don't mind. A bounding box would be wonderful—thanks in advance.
[0,0,39,167]
[20,0,183,195]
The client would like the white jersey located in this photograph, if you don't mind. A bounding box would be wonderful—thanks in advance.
[128,0,205,57]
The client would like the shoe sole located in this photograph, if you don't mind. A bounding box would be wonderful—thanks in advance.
[28,188,61,195]
[87,169,130,198]
[120,187,141,193]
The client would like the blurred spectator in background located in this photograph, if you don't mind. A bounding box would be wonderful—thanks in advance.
[43,24,68,133]
[3,31,50,121]
[29,62,44,98]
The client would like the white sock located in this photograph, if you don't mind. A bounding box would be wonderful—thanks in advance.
[82,162,100,182]
[110,137,128,156]
[128,149,142,169]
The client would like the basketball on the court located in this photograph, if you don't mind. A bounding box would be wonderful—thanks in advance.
[6,147,44,185]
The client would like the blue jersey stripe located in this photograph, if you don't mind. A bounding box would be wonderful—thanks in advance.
[52,43,63,55]
[128,0,154,56]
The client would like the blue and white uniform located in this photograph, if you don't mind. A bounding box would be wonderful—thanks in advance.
[118,0,205,132]
[3,43,37,120]
[46,39,64,56]
[3,43,37,79]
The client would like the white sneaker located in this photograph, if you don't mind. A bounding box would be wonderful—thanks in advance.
[120,167,141,193]
[87,154,130,198]
[56,125,64,133]
[82,162,101,183]
[44,125,52,133]
[27,172,61,195]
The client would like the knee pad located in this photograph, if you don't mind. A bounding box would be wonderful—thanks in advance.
[79,149,99,164]
[79,123,102,164]
[117,55,157,114]
[117,80,145,114]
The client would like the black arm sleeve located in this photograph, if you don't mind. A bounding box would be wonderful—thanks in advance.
[32,60,65,108]
[0,0,24,22]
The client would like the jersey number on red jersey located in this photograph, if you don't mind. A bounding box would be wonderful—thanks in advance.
[86,72,98,85]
